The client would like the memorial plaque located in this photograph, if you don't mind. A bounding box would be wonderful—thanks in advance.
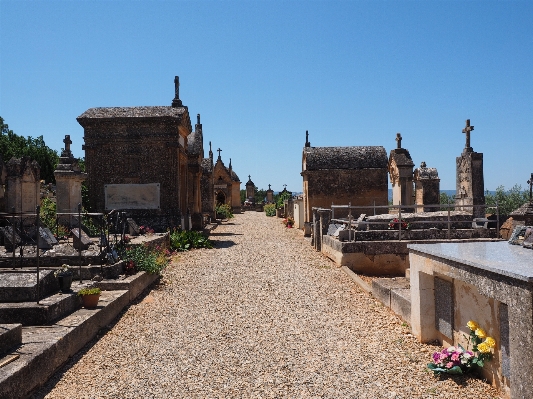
[127,218,140,235]
[509,225,528,245]
[71,228,92,250]
[499,302,510,378]
[523,227,533,249]
[37,227,58,249]
[434,277,454,340]
[104,183,160,210]
[328,223,344,236]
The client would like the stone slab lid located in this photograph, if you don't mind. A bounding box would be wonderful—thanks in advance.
[303,146,388,171]
[389,148,414,167]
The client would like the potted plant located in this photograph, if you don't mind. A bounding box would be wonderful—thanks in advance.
[78,287,102,308]
[54,264,73,293]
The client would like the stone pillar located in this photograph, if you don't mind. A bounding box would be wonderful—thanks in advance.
[317,208,331,253]
[54,136,87,225]
[245,175,254,203]
[6,157,40,214]
[456,119,485,218]
[414,162,440,213]
[455,151,485,218]
[388,135,415,212]
[266,185,273,203]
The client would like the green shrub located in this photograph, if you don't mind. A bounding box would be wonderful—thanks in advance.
[123,245,170,274]
[264,203,276,217]
[216,203,234,219]
[170,229,213,252]
[486,185,529,216]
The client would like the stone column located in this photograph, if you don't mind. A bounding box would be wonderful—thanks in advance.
[54,139,87,226]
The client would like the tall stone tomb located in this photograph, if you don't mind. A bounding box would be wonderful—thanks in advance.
[212,149,241,210]
[78,76,241,229]
[54,135,87,225]
[6,156,40,214]
[301,131,388,222]
[388,133,414,210]
[455,119,485,218]
[414,161,440,212]
[266,184,274,203]
[245,175,255,203]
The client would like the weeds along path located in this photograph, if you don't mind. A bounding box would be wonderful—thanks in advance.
[37,212,501,399]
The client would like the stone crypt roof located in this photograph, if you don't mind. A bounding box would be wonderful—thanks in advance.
[77,106,187,121]
[303,146,388,171]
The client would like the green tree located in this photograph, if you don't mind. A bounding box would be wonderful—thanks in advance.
[254,186,267,204]
[485,185,529,216]
[0,116,59,182]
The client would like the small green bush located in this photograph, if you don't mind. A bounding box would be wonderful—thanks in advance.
[216,203,234,219]
[78,287,101,296]
[264,203,276,217]
[123,245,170,275]
[170,229,213,252]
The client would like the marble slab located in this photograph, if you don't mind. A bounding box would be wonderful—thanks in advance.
[408,241,533,282]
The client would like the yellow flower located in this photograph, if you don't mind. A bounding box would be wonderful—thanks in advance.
[467,320,479,331]
[475,328,487,339]
[477,342,491,353]
[484,337,496,348]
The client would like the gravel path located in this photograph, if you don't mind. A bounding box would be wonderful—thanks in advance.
[35,212,501,398]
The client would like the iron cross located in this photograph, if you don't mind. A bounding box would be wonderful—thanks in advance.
[462,119,474,150]
[217,148,222,157]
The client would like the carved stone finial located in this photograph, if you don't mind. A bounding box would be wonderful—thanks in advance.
[172,76,182,107]
[305,130,310,147]
[462,119,474,152]
[420,161,427,168]
[268,184,271,190]
[248,175,251,181]
[229,158,232,169]
[395,133,402,149]
[197,114,200,125]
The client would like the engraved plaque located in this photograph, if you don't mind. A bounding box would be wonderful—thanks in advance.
[105,183,160,210]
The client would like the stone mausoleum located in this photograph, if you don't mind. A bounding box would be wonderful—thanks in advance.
[301,131,388,222]
[78,76,240,229]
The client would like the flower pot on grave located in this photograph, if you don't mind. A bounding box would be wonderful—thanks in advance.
[57,273,73,293]
[80,293,101,309]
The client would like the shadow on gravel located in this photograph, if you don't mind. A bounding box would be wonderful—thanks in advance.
[212,240,236,248]
[28,281,161,399]
[209,232,243,236]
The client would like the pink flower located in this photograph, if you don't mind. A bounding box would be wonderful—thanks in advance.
[445,362,454,369]
[450,353,460,362]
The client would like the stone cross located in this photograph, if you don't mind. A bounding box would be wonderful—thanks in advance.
[268,184,271,190]
[248,175,251,181]
[395,133,402,149]
[63,135,72,154]
[305,130,310,147]
[527,173,533,204]
[217,148,222,158]
[462,119,474,151]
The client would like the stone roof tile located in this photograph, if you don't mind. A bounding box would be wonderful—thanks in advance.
[77,106,187,119]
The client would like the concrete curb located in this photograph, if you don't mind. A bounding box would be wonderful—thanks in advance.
[341,266,372,294]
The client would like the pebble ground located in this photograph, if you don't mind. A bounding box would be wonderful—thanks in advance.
[34,212,502,398]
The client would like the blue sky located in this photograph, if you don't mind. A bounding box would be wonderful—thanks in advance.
[1,0,532,193]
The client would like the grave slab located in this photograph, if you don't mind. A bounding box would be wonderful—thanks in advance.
[71,228,92,250]
[0,270,58,302]
[371,277,410,308]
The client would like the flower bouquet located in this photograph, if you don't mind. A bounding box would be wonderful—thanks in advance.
[388,218,410,230]
[427,320,495,374]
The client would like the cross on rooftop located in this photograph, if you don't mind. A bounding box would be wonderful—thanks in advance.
[395,133,402,149]
[462,119,474,152]
[283,184,287,190]
[527,173,533,204]
[64,135,72,152]
[268,184,271,190]
[217,148,222,158]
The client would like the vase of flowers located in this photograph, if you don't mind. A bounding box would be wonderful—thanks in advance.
[388,218,410,230]
[54,264,73,293]
[427,320,496,374]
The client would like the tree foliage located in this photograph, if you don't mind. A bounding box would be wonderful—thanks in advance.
[485,185,529,216]
[0,116,59,183]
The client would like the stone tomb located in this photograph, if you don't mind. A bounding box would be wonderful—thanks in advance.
[0,270,58,303]
[408,241,533,398]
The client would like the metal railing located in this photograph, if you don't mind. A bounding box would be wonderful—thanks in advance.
[328,201,499,241]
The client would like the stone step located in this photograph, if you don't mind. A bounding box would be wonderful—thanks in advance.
[0,281,94,326]
[0,324,22,356]
[0,270,58,302]
[96,271,160,302]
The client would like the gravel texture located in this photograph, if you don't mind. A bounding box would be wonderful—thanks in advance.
[35,212,502,398]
